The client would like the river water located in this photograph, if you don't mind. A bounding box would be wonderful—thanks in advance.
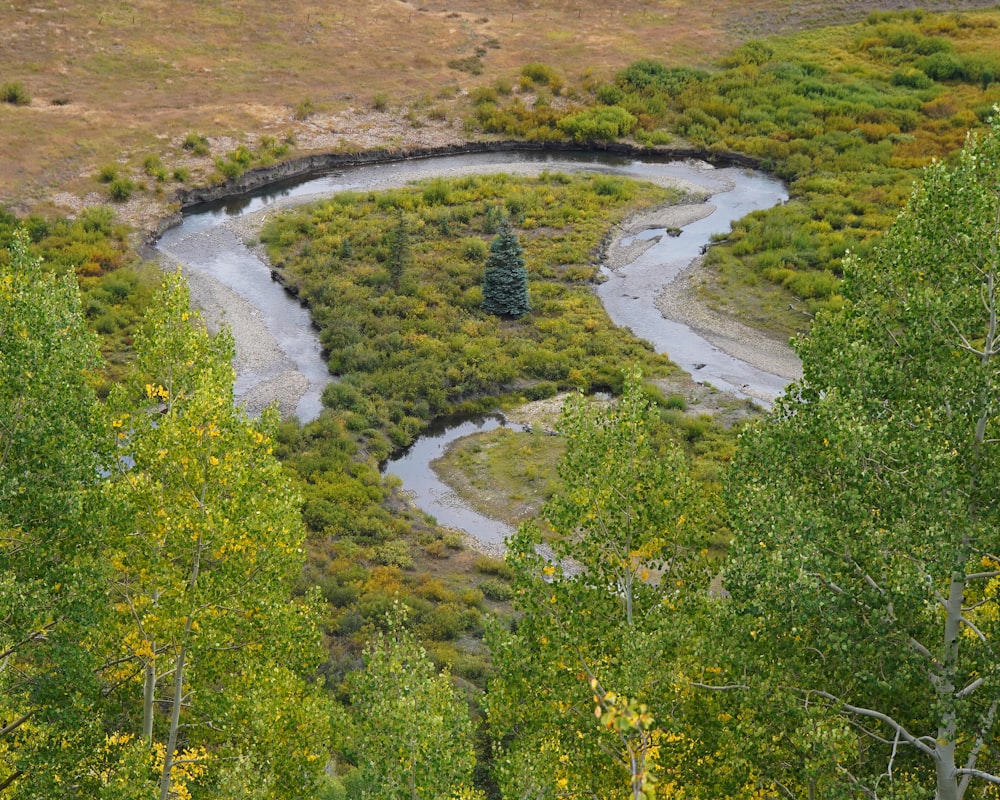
[154,150,789,547]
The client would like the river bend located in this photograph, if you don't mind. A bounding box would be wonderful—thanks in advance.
[155,150,791,547]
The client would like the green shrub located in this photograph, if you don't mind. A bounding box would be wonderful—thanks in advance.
[96,164,118,184]
[215,145,255,181]
[107,177,135,202]
[470,86,498,106]
[718,40,774,67]
[372,92,390,111]
[523,381,559,401]
[0,81,30,105]
[421,179,452,205]
[479,578,514,601]
[228,144,254,167]
[142,154,168,182]
[616,61,707,96]
[371,540,414,569]
[663,393,687,411]
[591,176,629,198]
[182,131,210,156]
[521,62,561,91]
[294,97,315,119]
[557,106,638,142]
[918,51,967,82]
[595,83,625,105]
[460,237,488,261]
[474,556,514,579]
[215,158,243,180]
[258,134,290,158]
[447,56,483,75]
[448,652,487,681]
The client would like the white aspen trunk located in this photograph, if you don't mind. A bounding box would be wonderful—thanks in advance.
[935,570,966,800]
[158,641,188,800]
[159,532,202,800]
[142,656,156,745]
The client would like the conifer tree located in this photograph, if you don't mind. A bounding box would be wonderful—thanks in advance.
[481,216,530,318]
[387,208,409,290]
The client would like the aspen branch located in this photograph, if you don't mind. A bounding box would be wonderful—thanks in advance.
[0,622,56,662]
[687,681,749,691]
[960,614,989,645]
[960,696,999,799]
[908,635,935,663]
[0,769,24,792]
[0,712,34,737]
[836,766,879,800]
[807,690,937,758]
[955,768,1000,786]
[956,677,986,699]
[965,570,1000,581]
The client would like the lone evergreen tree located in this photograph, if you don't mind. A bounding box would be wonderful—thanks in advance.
[386,208,409,290]
[481,216,530,318]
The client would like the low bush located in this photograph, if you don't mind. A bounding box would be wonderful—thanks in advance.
[142,154,168,182]
[0,81,30,105]
[479,578,514,601]
[96,164,118,184]
[557,106,638,142]
[294,97,315,119]
[474,556,515,579]
[182,131,210,156]
[107,177,135,202]
[520,62,562,93]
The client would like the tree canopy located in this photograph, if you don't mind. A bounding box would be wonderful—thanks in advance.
[488,371,707,799]
[0,251,333,798]
[725,117,1000,800]
[0,229,107,796]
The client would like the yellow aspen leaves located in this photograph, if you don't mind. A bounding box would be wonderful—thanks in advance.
[144,383,169,401]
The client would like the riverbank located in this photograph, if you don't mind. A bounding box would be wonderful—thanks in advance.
[161,153,796,558]
[173,155,800,424]
[601,200,802,388]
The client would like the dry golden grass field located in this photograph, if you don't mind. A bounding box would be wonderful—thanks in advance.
[1,0,997,225]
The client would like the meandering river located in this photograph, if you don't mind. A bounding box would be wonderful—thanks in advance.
[155,149,790,548]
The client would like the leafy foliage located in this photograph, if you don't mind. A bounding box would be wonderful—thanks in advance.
[488,371,709,799]
[724,116,1000,798]
[0,205,153,390]
[102,272,332,799]
[0,229,107,796]
[339,608,480,799]
[0,246,333,797]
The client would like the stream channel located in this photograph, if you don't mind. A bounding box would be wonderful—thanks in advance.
[155,150,789,550]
